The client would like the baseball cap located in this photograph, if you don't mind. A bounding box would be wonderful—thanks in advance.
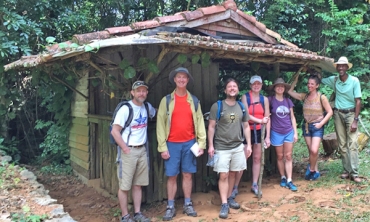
[132,81,148,90]
[250,75,263,84]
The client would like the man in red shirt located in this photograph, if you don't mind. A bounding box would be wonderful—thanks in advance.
[156,67,206,221]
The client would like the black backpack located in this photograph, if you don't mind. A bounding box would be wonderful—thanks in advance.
[109,100,149,145]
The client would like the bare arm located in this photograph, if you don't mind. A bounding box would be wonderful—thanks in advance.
[264,96,271,148]
[351,98,362,132]
[111,125,130,154]
[243,122,252,158]
[290,108,298,143]
[314,95,333,129]
[288,74,304,101]
[207,119,216,158]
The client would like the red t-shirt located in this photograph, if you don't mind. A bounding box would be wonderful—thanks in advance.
[168,93,195,142]
[247,92,264,130]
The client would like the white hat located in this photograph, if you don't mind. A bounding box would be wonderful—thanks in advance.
[334,56,353,69]
[250,75,263,84]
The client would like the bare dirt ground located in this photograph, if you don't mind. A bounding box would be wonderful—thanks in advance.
[8,158,369,222]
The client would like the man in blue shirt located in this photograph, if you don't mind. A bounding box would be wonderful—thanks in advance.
[321,56,362,183]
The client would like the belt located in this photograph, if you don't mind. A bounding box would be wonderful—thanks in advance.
[128,145,144,148]
[334,108,355,113]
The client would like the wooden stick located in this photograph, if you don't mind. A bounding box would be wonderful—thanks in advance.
[289,61,309,84]
[258,123,265,200]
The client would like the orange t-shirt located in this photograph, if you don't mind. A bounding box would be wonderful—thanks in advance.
[168,93,195,142]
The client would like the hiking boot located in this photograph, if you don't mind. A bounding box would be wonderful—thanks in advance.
[311,172,320,181]
[286,181,298,192]
[230,188,238,198]
[219,203,229,219]
[304,164,311,180]
[227,197,240,209]
[251,184,261,196]
[341,172,349,179]
[133,212,150,222]
[183,202,197,217]
[280,178,287,187]
[121,214,134,222]
[163,206,176,221]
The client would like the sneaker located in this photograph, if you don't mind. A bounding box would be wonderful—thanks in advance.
[183,202,197,217]
[304,164,311,180]
[227,198,240,209]
[121,215,134,222]
[230,188,238,198]
[133,212,150,222]
[219,203,229,219]
[307,171,315,181]
[311,171,320,181]
[163,206,176,221]
[280,178,287,187]
[251,184,261,196]
[286,181,298,192]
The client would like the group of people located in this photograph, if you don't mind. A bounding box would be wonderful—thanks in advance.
[110,56,362,221]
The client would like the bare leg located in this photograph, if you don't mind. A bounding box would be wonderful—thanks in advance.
[182,172,192,199]
[132,185,142,213]
[167,175,178,201]
[310,137,322,171]
[252,143,262,183]
[227,171,237,198]
[283,142,294,179]
[233,171,243,189]
[118,189,129,216]
[218,172,229,203]
[275,145,285,177]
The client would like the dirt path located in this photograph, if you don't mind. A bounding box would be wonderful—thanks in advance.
[34,167,370,222]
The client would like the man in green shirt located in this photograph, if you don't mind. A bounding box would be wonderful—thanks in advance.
[321,56,362,183]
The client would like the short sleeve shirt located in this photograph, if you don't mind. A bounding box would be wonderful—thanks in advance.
[209,100,249,150]
[321,75,362,109]
[269,96,294,134]
[113,101,156,145]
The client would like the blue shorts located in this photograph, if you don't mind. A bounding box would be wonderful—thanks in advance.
[302,122,324,139]
[271,129,294,146]
[165,139,196,176]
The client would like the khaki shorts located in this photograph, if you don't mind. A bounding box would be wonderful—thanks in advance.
[214,143,246,173]
[117,146,149,191]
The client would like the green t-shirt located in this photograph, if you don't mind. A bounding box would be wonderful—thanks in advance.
[322,75,362,109]
[209,100,249,150]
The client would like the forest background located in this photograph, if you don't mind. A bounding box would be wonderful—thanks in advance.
[0,0,369,171]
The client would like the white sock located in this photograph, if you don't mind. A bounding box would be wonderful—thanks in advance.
[287,178,292,183]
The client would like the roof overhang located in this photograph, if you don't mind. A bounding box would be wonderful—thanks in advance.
[4,33,336,73]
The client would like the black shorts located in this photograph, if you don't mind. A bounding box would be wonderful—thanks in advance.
[243,129,262,144]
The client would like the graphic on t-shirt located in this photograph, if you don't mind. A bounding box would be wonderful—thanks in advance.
[276,105,290,118]
[132,113,147,129]
[226,112,239,123]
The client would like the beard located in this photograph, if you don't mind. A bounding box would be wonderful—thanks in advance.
[134,97,146,104]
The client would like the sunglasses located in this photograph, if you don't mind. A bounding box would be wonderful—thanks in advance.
[132,81,148,89]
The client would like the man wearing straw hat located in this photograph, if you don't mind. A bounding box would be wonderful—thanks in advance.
[321,56,362,183]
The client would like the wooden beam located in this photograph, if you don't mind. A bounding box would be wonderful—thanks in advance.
[70,155,89,170]
[230,10,277,44]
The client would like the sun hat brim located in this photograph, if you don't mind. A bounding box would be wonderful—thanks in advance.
[333,62,353,70]
[169,68,194,86]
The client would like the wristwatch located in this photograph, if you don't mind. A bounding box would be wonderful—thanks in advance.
[354,117,359,121]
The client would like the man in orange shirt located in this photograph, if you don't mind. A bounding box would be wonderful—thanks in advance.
[156,67,206,221]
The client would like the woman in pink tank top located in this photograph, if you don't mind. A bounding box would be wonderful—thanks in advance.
[288,74,333,181]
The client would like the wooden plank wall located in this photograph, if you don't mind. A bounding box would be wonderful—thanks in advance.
[69,71,91,179]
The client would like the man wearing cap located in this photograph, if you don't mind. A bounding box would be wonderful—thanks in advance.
[111,81,156,222]
[156,67,206,221]
[321,56,362,183]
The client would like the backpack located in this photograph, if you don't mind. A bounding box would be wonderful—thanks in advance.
[109,100,149,145]
[216,100,246,122]
[245,92,265,112]
[165,93,199,114]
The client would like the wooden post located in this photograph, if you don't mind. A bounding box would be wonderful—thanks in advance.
[258,124,265,200]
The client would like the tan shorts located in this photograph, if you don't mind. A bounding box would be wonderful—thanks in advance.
[214,143,246,173]
[117,146,149,191]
